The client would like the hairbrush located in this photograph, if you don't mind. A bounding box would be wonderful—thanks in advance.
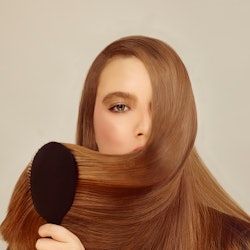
[30,142,78,224]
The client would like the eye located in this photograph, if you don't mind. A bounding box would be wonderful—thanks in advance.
[109,103,130,112]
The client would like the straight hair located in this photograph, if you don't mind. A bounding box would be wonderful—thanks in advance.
[1,36,250,249]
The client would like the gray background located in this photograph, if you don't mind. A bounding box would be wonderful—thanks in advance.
[1,1,249,248]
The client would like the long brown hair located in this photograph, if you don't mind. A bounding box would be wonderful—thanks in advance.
[1,36,250,249]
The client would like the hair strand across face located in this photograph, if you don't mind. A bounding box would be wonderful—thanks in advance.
[1,36,250,249]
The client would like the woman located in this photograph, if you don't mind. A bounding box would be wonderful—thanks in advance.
[1,36,250,249]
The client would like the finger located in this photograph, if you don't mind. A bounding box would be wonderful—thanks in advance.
[38,224,78,242]
[36,237,65,250]
[36,237,85,250]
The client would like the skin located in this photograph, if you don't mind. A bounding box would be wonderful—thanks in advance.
[36,57,152,249]
[36,224,85,250]
[94,57,152,154]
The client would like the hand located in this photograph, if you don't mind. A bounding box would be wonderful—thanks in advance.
[36,224,85,250]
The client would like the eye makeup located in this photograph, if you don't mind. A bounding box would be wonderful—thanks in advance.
[109,103,130,112]
[102,91,137,106]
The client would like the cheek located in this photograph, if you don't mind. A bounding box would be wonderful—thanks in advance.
[95,116,115,142]
[94,111,125,149]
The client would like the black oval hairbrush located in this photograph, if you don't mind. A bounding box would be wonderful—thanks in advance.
[30,142,77,225]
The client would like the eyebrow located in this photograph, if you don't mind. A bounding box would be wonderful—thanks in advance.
[102,91,137,105]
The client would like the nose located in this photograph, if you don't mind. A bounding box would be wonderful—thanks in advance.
[135,108,151,139]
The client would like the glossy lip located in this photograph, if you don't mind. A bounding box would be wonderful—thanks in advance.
[132,146,143,152]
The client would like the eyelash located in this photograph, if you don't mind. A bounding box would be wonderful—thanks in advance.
[109,103,130,113]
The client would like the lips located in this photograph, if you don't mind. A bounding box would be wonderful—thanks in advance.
[133,146,143,152]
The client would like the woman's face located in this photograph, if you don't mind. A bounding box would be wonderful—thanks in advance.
[93,57,152,154]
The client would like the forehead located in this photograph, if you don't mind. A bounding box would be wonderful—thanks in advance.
[97,56,152,96]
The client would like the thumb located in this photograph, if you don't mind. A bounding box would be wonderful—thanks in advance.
[38,224,79,242]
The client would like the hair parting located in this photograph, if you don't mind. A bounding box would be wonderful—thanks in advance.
[1,36,249,249]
